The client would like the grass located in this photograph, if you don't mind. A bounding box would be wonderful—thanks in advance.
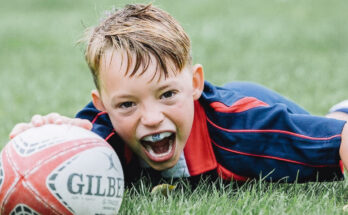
[120,177,348,215]
[1,0,348,214]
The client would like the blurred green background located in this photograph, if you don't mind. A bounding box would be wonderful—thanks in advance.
[2,1,348,214]
[1,0,348,148]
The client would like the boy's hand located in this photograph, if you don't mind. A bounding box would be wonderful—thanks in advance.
[9,113,93,139]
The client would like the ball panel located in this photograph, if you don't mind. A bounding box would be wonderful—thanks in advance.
[2,181,66,215]
[8,137,104,176]
[0,146,21,210]
[9,204,40,215]
[10,124,104,157]
[0,152,4,190]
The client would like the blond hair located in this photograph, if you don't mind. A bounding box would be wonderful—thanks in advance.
[83,4,192,90]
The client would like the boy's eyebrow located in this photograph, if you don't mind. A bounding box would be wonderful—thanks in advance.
[156,80,181,92]
[110,93,135,102]
[157,84,171,92]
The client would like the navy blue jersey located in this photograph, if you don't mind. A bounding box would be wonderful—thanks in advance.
[76,81,346,183]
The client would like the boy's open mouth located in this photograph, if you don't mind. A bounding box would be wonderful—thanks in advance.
[140,132,176,162]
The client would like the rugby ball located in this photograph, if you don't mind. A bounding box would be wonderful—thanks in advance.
[0,124,124,215]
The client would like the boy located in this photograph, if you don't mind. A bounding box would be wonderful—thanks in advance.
[10,4,348,185]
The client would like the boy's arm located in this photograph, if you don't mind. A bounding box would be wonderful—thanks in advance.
[9,112,92,139]
[202,81,347,181]
[326,111,348,170]
[340,124,348,170]
[9,102,115,142]
[75,102,116,140]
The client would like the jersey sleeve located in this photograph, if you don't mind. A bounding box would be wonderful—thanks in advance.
[201,81,346,182]
[75,102,115,139]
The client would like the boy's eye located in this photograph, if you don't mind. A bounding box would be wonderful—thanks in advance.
[160,90,176,99]
[119,101,135,109]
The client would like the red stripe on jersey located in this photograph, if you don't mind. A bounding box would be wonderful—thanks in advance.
[91,111,107,124]
[104,130,133,164]
[212,140,339,168]
[105,130,115,141]
[207,117,341,141]
[124,144,133,164]
[217,164,248,181]
[339,160,344,174]
[210,97,269,113]
[184,101,217,176]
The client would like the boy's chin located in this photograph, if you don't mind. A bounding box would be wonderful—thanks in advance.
[147,154,180,171]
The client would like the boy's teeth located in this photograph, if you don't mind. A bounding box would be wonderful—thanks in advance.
[143,132,172,142]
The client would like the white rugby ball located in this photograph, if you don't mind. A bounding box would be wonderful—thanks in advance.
[0,124,124,215]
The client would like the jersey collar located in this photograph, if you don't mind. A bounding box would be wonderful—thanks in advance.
[183,101,217,176]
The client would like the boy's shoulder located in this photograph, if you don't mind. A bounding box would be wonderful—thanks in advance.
[202,81,283,104]
[201,81,308,115]
[75,102,114,139]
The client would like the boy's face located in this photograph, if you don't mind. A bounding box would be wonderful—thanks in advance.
[92,50,204,171]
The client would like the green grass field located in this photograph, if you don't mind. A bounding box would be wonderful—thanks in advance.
[1,0,348,214]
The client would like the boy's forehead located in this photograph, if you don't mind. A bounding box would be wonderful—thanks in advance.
[98,49,193,97]
[100,48,178,82]
[100,48,130,77]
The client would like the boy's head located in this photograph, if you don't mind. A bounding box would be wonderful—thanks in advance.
[85,4,192,91]
[84,4,204,171]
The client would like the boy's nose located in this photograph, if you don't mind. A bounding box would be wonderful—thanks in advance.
[140,107,164,127]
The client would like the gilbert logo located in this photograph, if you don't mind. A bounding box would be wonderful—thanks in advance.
[47,150,124,213]
[67,173,123,197]
[66,152,123,198]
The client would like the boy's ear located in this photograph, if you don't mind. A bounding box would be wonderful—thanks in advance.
[191,64,204,100]
[91,90,107,112]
